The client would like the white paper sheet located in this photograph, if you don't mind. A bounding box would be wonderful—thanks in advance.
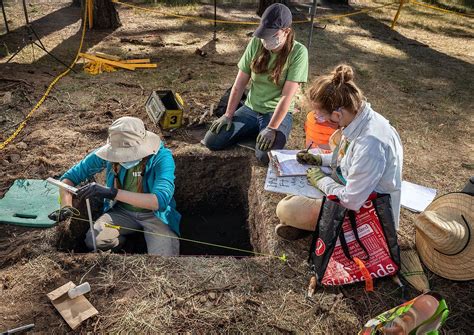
[264,164,325,199]
[401,181,437,213]
[270,149,331,177]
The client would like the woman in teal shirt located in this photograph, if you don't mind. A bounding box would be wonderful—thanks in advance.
[52,116,181,256]
[203,3,308,164]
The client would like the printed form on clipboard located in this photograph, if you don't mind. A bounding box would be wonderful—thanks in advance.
[269,149,332,177]
[264,164,326,199]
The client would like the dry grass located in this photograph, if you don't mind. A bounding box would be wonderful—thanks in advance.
[1,254,362,333]
[0,0,473,333]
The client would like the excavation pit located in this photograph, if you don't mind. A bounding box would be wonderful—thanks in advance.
[179,205,252,257]
[54,154,255,256]
[175,154,253,257]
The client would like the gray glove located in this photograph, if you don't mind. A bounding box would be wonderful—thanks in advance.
[48,206,78,222]
[76,182,118,202]
[256,127,277,151]
[209,115,232,134]
[296,151,322,165]
[307,167,326,188]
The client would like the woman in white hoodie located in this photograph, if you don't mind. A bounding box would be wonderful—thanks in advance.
[275,64,403,240]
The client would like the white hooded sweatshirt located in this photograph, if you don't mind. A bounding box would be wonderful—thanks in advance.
[317,102,403,229]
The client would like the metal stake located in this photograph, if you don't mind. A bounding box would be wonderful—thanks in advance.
[213,0,217,41]
[86,198,97,252]
[1,323,35,334]
[307,0,317,49]
[1,0,9,34]
[6,0,75,72]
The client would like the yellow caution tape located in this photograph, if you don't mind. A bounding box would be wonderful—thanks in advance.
[105,223,122,230]
[0,0,89,150]
[84,60,117,75]
[316,2,397,22]
[112,0,396,25]
[410,0,473,18]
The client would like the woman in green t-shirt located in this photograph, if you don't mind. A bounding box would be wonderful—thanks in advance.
[202,3,309,164]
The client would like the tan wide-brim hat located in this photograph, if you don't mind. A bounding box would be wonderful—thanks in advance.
[95,116,161,163]
[415,192,473,281]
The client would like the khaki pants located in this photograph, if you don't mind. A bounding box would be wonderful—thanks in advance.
[276,195,323,231]
[84,206,179,256]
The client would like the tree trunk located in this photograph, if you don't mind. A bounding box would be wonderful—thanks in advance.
[89,0,121,30]
[256,0,289,17]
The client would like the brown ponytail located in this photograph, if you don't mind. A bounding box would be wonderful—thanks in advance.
[136,156,150,194]
[251,28,295,85]
[306,64,365,115]
[112,163,122,190]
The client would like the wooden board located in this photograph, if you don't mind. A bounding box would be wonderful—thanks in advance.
[47,281,76,301]
[122,58,151,64]
[127,63,157,69]
[47,281,98,330]
[78,53,136,70]
[94,52,121,61]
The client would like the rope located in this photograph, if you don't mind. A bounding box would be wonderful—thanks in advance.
[77,215,286,261]
[0,1,396,151]
[70,215,288,262]
[316,2,397,22]
[0,0,89,150]
[410,0,473,18]
[112,0,397,25]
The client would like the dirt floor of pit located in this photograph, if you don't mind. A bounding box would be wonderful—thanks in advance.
[1,0,474,333]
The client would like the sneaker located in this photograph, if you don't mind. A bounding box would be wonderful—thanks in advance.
[275,224,312,241]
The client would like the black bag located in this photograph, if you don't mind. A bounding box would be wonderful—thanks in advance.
[462,176,474,196]
[214,87,249,117]
[308,193,400,290]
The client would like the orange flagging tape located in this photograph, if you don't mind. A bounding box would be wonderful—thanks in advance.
[354,257,374,292]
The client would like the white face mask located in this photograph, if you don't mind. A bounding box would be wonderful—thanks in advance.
[120,159,141,170]
[261,33,284,50]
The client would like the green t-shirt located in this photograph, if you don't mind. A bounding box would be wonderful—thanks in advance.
[237,37,308,114]
[117,164,150,213]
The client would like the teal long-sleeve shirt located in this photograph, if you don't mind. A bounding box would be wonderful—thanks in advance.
[61,142,181,235]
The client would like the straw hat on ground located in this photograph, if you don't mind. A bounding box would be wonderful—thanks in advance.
[415,192,473,281]
[95,116,161,163]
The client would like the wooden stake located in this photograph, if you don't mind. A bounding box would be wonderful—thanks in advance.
[391,0,406,30]
[79,53,136,70]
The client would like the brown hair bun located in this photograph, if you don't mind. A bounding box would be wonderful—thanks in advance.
[332,64,354,87]
[305,63,364,114]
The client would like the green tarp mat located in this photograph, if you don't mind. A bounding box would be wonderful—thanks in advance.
[0,179,59,228]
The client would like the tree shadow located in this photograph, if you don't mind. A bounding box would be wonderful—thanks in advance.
[0,4,81,53]
[0,2,115,71]
[394,5,474,38]
[303,10,474,131]
[0,4,113,144]
[425,0,473,12]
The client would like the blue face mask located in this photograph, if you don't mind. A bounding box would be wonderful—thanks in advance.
[120,159,141,170]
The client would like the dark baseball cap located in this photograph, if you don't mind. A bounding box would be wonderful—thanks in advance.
[254,3,292,39]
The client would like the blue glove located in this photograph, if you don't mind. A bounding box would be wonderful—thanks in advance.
[76,182,118,202]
